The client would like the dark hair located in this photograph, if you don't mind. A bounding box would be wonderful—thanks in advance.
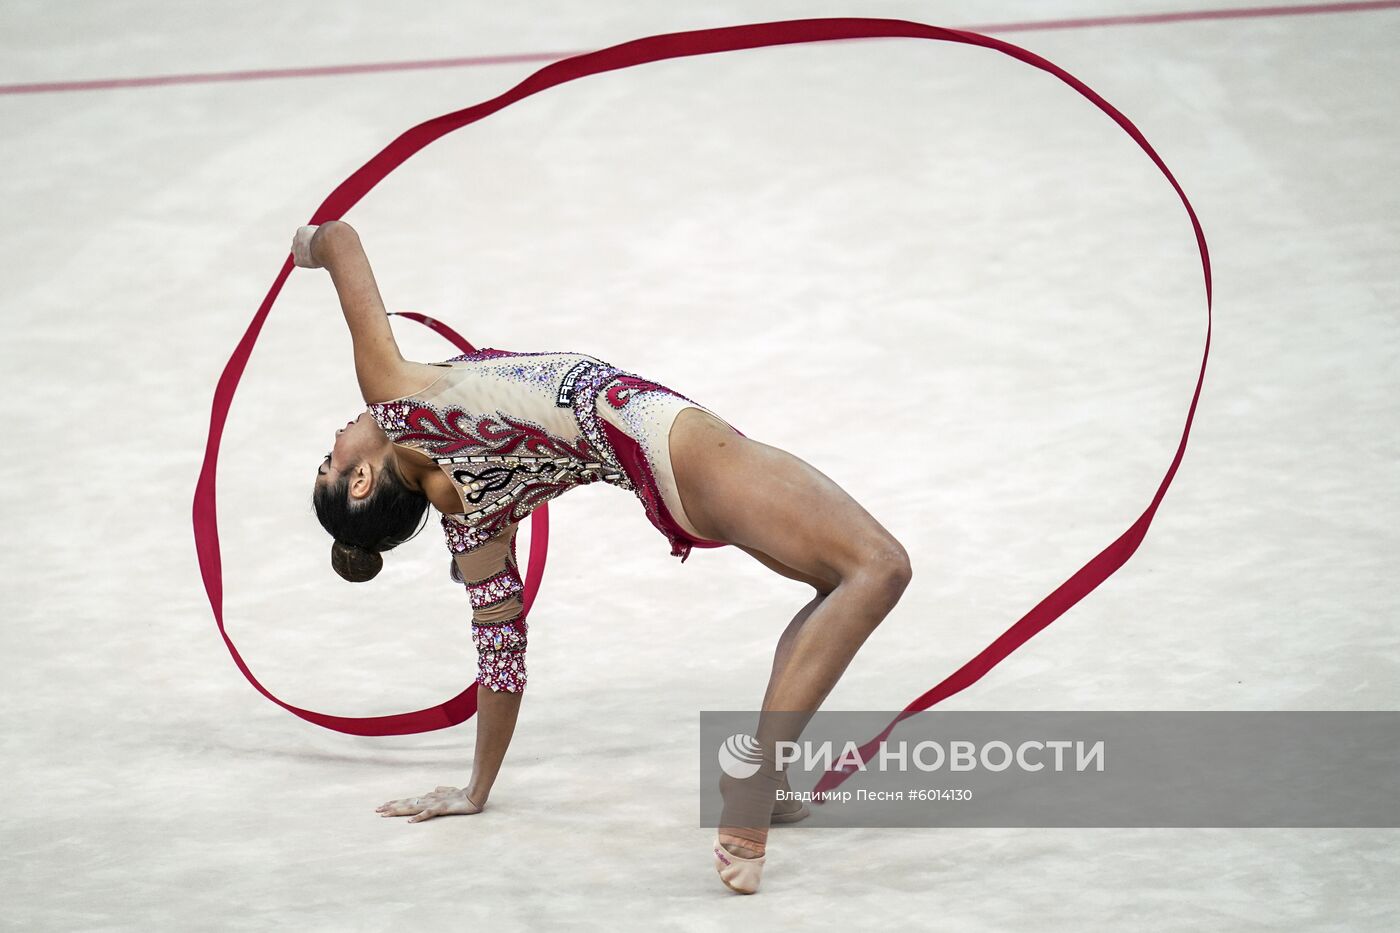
[313,455,429,582]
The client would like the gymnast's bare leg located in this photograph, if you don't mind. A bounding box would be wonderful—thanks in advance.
[669,408,913,876]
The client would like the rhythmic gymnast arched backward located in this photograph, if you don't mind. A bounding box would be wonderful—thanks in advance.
[295,220,912,894]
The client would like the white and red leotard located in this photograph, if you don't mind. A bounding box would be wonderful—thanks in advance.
[367,348,742,693]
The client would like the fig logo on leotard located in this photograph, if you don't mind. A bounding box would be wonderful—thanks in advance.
[717,733,764,780]
[606,376,668,409]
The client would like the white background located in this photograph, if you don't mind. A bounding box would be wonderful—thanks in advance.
[2,1,1396,929]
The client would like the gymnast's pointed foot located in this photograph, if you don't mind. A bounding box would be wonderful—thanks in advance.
[713,833,766,894]
[714,769,781,893]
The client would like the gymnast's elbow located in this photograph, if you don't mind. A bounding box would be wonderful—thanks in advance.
[313,221,362,267]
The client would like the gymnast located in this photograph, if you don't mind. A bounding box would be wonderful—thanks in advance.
[295,220,912,894]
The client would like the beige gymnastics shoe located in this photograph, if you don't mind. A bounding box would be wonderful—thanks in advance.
[713,836,766,894]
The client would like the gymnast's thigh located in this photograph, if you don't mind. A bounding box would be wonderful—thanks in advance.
[670,415,903,588]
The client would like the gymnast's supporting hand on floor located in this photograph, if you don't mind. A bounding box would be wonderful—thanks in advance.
[374,685,520,822]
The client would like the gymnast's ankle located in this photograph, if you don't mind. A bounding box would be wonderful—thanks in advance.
[718,766,783,857]
[718,829,767,860]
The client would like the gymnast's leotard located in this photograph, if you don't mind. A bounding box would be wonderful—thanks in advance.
[366,348,742,693]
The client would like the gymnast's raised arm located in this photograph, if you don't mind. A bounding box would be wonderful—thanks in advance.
[291,220,435,404]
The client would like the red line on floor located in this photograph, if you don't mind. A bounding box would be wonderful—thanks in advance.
[2,1,1397,96]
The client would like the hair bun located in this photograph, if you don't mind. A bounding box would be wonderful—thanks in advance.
[331,540,383,582]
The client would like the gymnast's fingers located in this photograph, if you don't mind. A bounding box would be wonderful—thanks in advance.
[291,225,320,268]
[376,796,423,816]
[407,806,444,824]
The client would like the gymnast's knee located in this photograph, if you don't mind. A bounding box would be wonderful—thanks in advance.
[851,541,913,608]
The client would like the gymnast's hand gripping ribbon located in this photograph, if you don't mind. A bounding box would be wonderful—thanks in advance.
[192,18,1210,741]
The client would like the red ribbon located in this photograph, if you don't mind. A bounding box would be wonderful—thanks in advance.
[192,18,1209,741]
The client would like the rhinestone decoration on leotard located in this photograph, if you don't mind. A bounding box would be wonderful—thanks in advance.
[472,617,528,654]
[370,399,627,537]
[441,514,494,554]
[604,375,671,408]
[570,362,633,478]
[380,402,599,460]
[466,567,524,611]
[478,653,525,693]
[472,617,528,693]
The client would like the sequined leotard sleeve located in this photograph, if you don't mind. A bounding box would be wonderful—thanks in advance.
[444,515,528,693]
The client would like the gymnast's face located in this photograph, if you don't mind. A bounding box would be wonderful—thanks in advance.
[314,411,392,501]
